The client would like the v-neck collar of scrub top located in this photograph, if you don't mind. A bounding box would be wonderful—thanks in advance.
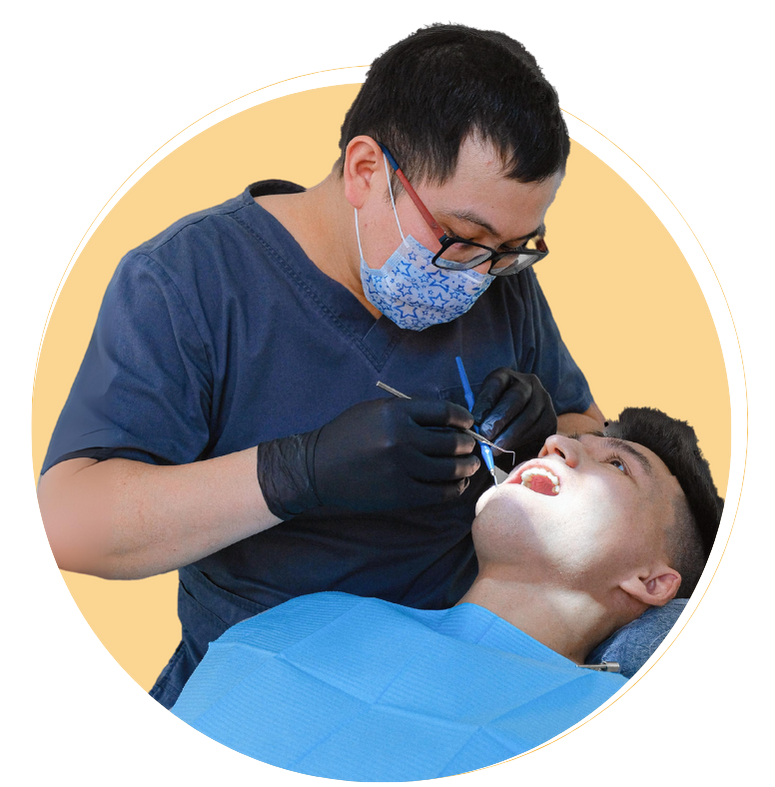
[242,181,406,370]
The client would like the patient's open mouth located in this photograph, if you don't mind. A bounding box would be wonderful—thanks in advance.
[515,465,560,496]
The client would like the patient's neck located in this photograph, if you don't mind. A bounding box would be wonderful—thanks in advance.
[457,573,630,664]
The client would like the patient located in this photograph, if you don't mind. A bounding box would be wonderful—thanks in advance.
[171,407,722,780]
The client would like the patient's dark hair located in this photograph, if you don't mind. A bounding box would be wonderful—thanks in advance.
[605,408,724,599]
[338,23,569,186]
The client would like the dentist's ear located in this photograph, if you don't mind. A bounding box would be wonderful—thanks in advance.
[619,564,682,607]
[342,136,384,210]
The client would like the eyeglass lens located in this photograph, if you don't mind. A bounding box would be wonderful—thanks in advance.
[435,237,545,273]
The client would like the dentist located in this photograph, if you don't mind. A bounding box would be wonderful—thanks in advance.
[39,24,604,708]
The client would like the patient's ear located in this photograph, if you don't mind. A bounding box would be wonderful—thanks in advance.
[619,564,682,607]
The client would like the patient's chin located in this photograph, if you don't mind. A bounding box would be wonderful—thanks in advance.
[474,486,499,516]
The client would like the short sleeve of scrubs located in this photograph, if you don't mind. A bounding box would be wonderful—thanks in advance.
[42,248,214,473]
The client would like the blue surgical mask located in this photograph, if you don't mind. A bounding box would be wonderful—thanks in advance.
[355,157,493,331]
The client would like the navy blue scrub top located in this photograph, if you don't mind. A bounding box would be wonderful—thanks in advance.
[43,181,593,707]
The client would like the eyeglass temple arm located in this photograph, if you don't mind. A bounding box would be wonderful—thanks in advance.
[378,144,447,241]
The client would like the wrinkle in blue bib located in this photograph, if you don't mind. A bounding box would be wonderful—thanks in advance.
[172,593,626,780]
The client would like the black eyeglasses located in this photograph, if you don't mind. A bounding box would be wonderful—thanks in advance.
[378,144,549,277]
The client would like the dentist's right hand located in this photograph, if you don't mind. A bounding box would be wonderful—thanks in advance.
[256,398,480,518]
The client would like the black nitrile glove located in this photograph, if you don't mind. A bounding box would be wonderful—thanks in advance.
[471,368,557,471]
[256,397,480,519]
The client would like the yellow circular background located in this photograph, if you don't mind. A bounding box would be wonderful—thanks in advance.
[32,83,730,692]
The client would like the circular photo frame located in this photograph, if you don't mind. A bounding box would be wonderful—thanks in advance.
[32,68,742,780]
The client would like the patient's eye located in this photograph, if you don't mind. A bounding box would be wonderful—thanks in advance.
[605,456,627,474]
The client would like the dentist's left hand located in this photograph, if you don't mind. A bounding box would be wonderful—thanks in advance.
[471,367,557,470]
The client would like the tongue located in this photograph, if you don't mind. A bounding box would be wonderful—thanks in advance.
[528,475,557,496]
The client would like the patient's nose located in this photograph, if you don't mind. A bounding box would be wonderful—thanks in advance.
[538,434,581,468]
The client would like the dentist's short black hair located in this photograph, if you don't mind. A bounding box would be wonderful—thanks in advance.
[338,23,569,187]
[605,407,724,599]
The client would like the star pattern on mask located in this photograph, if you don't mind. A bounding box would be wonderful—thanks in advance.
[361,236,494,331]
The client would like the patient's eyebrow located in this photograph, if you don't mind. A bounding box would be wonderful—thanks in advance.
[602,437,653,476]
[572,432,653,476]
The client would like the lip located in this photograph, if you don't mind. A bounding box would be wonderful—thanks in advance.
[506,460,557,484]
[508,460,561,495]
[475,459,561,515]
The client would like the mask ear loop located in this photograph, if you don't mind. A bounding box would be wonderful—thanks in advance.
[354,151,406,260]
[354,207,365,259]
[383,153,406,241]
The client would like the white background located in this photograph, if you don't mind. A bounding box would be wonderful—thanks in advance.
[3,1,770,784]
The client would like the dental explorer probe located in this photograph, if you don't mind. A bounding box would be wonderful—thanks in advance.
[375,381,512,460]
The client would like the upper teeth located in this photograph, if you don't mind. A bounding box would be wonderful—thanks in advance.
[520,466,560,493]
